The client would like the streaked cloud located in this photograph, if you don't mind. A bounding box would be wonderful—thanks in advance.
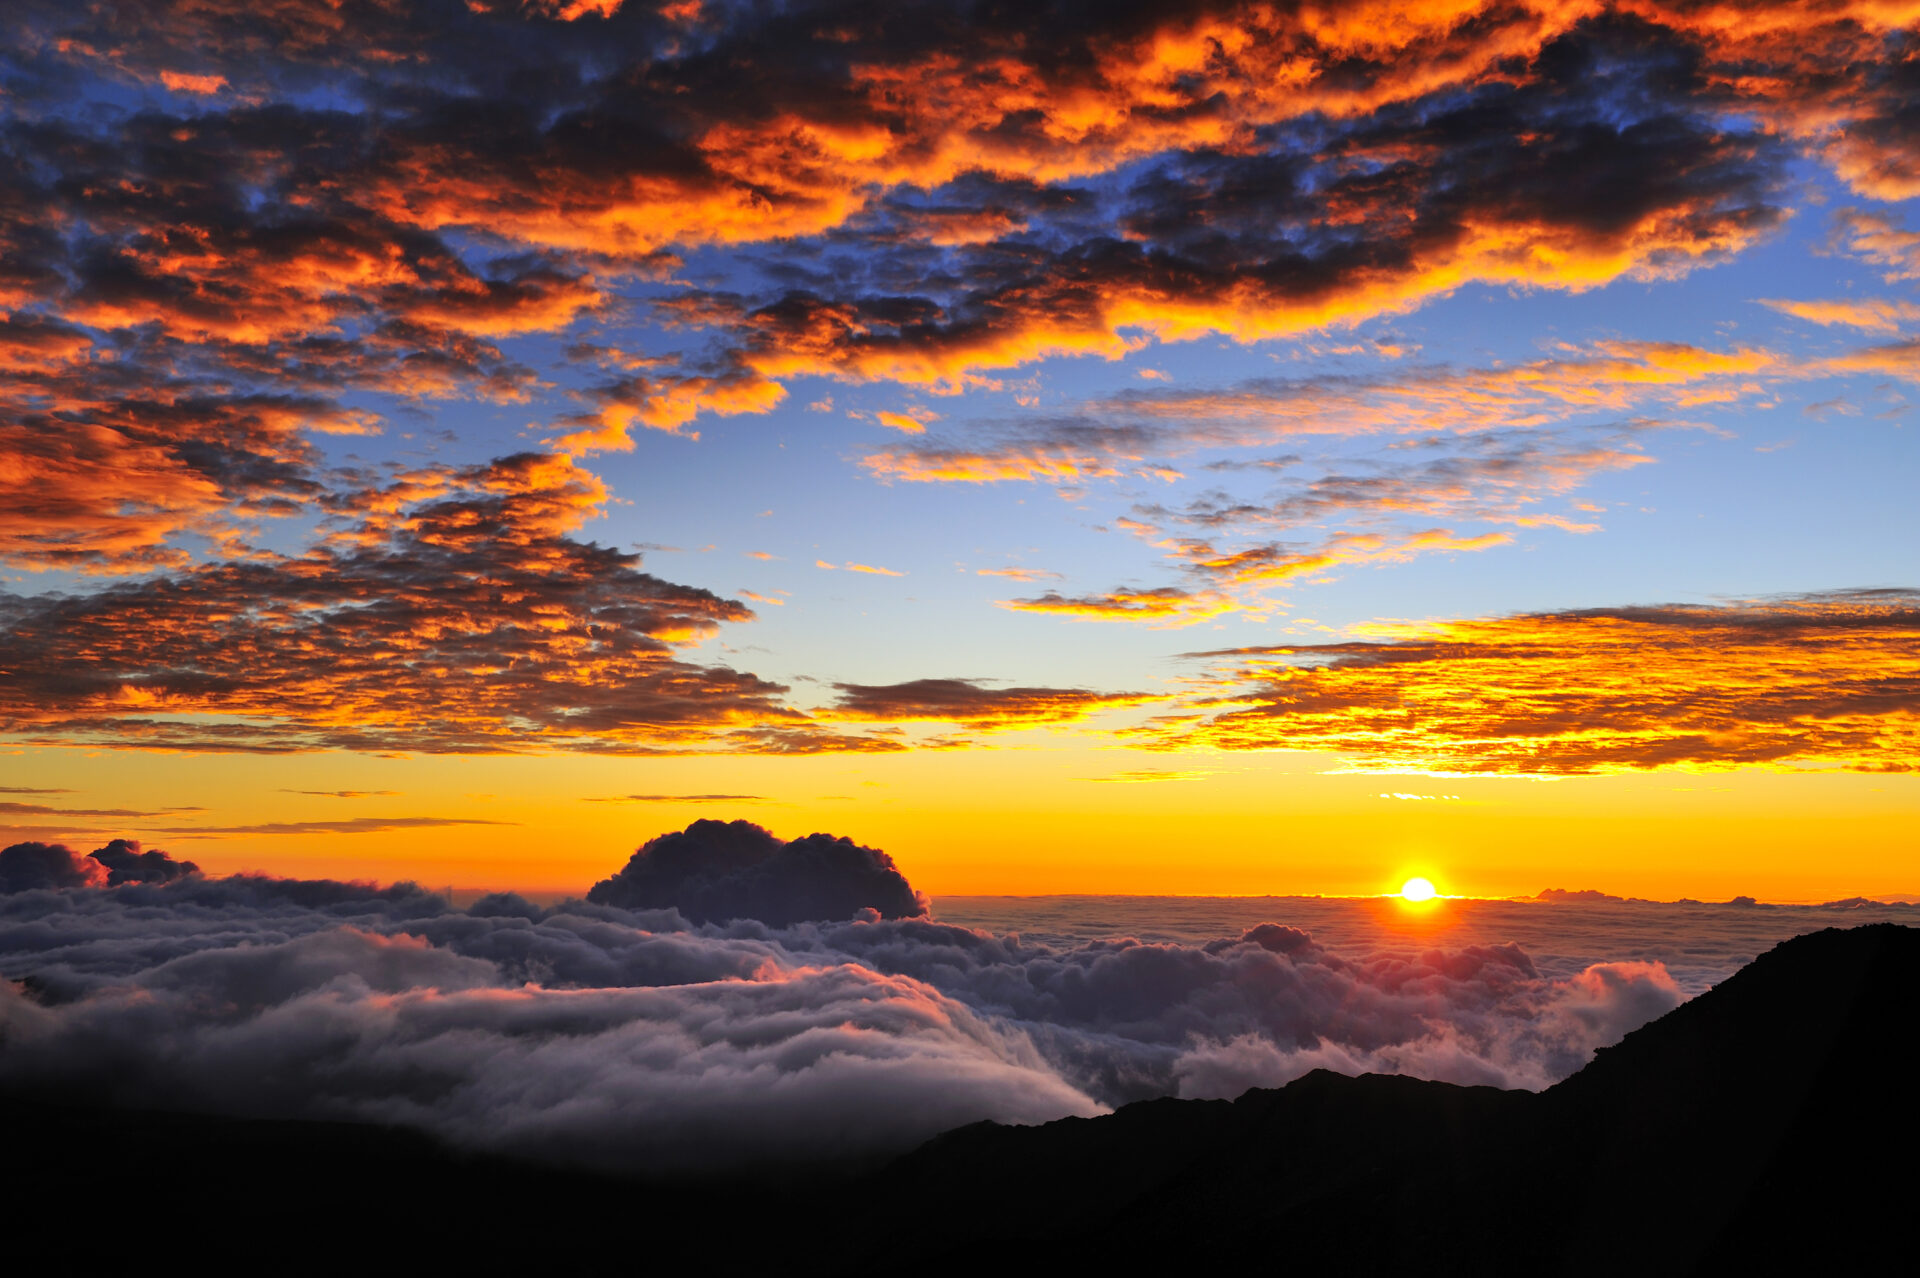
[152,817,517,837]
[1136,591,1920,775]
[583,794,770,804]
[281,790,402,799]
[826,678,1158,728]
[1758,297,1920,334]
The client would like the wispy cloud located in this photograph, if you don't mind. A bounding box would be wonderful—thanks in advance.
[582,794,770,804]
[153,817,517,837]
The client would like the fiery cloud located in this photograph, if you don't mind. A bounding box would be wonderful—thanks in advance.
[9,0,1888,439]
[1137,591,1920,774]
[0,452,892,755]
[1002,586,1238,627]
[2,0,1917,754]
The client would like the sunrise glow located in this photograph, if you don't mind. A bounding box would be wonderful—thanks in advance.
[3,8,1916,1268]
[0,0,1913,903]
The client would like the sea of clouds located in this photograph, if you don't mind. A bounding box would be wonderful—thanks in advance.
[3,824,1904,1175]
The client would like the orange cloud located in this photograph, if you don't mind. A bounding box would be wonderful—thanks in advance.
[1001,586,1237,626]
[874,410,934,434]
[1828,209,1920,282]
[554,373,786,450]
[1136,591,1920,774]
[1758,297,1920,334]
[158,70,228,95]
[0,452,903,756]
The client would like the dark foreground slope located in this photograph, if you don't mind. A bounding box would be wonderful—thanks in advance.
[6,925,1915,1275]
[877,921,1920,1274]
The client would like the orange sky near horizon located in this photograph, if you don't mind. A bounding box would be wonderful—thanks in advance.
[9,740,1914,903]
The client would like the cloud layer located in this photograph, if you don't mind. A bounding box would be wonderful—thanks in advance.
[1,830,1698,1169]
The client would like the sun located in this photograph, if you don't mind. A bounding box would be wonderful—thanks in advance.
[1400,877,1438,902]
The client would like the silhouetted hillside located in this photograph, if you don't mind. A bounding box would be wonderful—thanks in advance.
[5,925,1912,1274]
[874,922,1920,1273]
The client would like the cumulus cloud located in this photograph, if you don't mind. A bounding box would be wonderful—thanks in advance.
[0,842,107,893]
[587,819,927,926]
[0,838,198,892]
[86,839,201,885]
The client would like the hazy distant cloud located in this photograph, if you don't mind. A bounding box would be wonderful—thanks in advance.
[826,678,1158,728]
[281,790,402,799]
[1138,590,1920,774]
[583,794,769,804]
[0,802,164,819]
[1083,769,1213,783]
[153,817,514,837]
[976,567,1061,582]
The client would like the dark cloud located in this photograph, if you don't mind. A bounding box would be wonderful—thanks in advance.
[0,837,196,891]
[587,819,927,926]
[86,839,200,886]
[0,842,106,893]
[0,0,1875,465]
[826,678,1156,727]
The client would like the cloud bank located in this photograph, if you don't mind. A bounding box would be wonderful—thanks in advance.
[2,826,1688,1171]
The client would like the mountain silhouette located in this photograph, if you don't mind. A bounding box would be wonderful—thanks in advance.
[874,922,1920,1273]
[5,924,1912,1274]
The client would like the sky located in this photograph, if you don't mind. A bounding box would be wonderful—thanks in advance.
[3,0,1918,901]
